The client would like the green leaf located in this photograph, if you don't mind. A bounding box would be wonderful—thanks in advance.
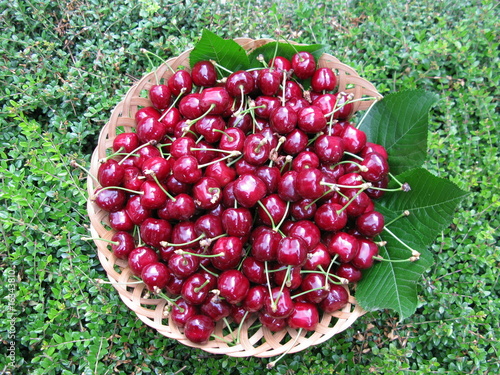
[359,90,439,175]
[247,42,327,69]
[355,168,469,320]
[189,29,250,75]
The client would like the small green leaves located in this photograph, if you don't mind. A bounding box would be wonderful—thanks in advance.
[356,168,469,320]
[190,29,250,74]
[359,90,439,175]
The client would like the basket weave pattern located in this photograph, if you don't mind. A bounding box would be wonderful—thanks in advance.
[87,38,381,357]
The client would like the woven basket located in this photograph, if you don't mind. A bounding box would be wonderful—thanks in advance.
[87,38,382,358]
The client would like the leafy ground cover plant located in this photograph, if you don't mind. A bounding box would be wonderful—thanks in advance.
[0,0,498,374]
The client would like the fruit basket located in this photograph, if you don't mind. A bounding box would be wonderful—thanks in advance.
[85,33,464,360]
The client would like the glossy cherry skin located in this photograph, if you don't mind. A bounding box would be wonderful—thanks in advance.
[351,238,379,269]
[170,221,199,248]
[257,68,282,96]
[296,167,325,200]
[242,285,268,313]
[269,56,292,72]
[184,315,215,344]
[256,194,288,227]
[141,156,171,182]
[192,176,222,211]
[221,207,253,237]
[341,124,367,154]
[270,105,298,135]
[135,106,161,123]
[360,152,390,182]
[303,243,331,271]
[136,116,167,145]
[287,302,319,331]
[140,218,172,249]
[291,51,316,80]
[241,256,268,284]
[172,155,202,184]
[290,198,317,221]
[170,298,199,328]
[158,193,196,222]
[128,246,158,276]
[217,269,250,305]
[93,188,127,212]
[287,221,320,252]
[233,174,267,208]
[141,262,171,292]
[113,132,139,154]
[314,202,348,232]
[168,252,200,278]
[277,236,308,267]
[149,84,171,110]
[168,69,193,97]
[108,209,135,232]
[253,95,281,119]
[336,263,363,283]
[110,231,136,260]
[181,272,211,305]
[194,214,224,240]
[201,292,232,321]
[264,286,295,319]
[97,159,125,187]
[225,70,255,97]
[178,93,203,120]
[191,60,217,87]
[243,133,270,166]
[259,311,287,332]
[319,284,349,313]
[125,194,152,225]
[311,67,337,92]
[282,128,308,155]
[277,170,301,202]
[314,134,345,164]
[333,92,354,120]
[300,273,329,304]
[273,265,302,290]
[327,231,360,263]
[210,236,244,271]
[297,106,327,134]
[251,227,282,262]
[140,180,168,210]
[356,211,385,237]
[199,87,231,115]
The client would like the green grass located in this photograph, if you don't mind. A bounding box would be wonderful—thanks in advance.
[1,0,499,374]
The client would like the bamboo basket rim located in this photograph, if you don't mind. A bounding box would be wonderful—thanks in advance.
[87,37,381,358]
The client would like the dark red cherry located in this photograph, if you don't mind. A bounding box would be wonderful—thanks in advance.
[221,207,253,237]
[233,174,267,208]
[291,51,316,80]
[314,202,348,232]
[140,180,168,210]
[191,60,217,87]
[287,220,321,251]
[149,84,171,110]
[178,93,203,120]
[170,298,199,328]
[259,311,287,332]
[225,70,255,97]
[277,236,308,266]
[269,105,298,135]
[184,315,215,344]
[341,124,367,154]
[351,238,379,269]
[298,105,327,134]
[201,292,232,321]
[136,117,167,145]
[241,256,268,284]
[296,168,325,200]
[98,159,125,187]
[251,227,281,262]
[327,231,360,263]
[210,236,244,271]
[125,194,152,225]
[113,132,139,154]
[264,286,295,318]
[243,133,271,166]
[314,134,345,164]
[253,95,281,119]
[303,243,331,271]
[311,67,337,92]
[333,92,354,120]
[110,231,136,260]
[242,285,268,313]
[269,56,292,72]
[141,262,171,292]
[199,87,231,115]
[319,284,349,313]
[287,302,319,331]
[93,188,127,212]
[141,156,171,182]
[257,68,282,96]
[140,217,172,249]
[168,69,193,97]
[168,251,200,278]
[356,211,385,237]
[360,152,389,182]
[181,272,211,305]
[217,269,250,305]
[135,106,161,123]
[283,128,309,155]
[128,246,158,276]
[172,155,202,184]
[192,176,222,211]
[256,194,288,227]
[336,263,363,283]
[108,209,135,232]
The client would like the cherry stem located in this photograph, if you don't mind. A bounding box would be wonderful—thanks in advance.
[355,96,382,130]
[275,201,290,232]
[343,151,363,161]
[144,171,176,200]
[236,310,250,345]
[159,89,185,122]
[291,285,329,300]
[257,200,276,229]
[155,290,185,312]
[159,233,206,248]
[336,185,369,215]
[92,186,142,199]
[382,226,420,256]
[267,328,304,369]
[96,278,144,286]
[199,263,219,277]
[211,128,234,142]
[333,160,368,172]
[117,141,153,165]
[81,236,118,246]
[222,317,235,340]
[193,279,210,293]
[70,160,99,185]
[186,103,216,126]
[174,249,225,258]
[373,255,420,263]
[209,60,234,75]
[191,146,237,155]
[198,151,241,169]
[272,265,291,311]
[264,261,274,303]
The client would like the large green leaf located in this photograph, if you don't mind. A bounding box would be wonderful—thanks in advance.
[355,168,469,320]
[189,29,250,75]
[359,90,439,175]
[246,42,327,68]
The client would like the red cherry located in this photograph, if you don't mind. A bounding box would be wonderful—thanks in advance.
[184,315,215,344]
[128,246,158,276]
[149,84,171,110]
[287,302,319,331]
[191,60,217,87]
[291,51,316,80]
[217,269,250,305]
[141,262,171,292]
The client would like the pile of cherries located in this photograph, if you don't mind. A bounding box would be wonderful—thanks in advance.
[92,51,392,345]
